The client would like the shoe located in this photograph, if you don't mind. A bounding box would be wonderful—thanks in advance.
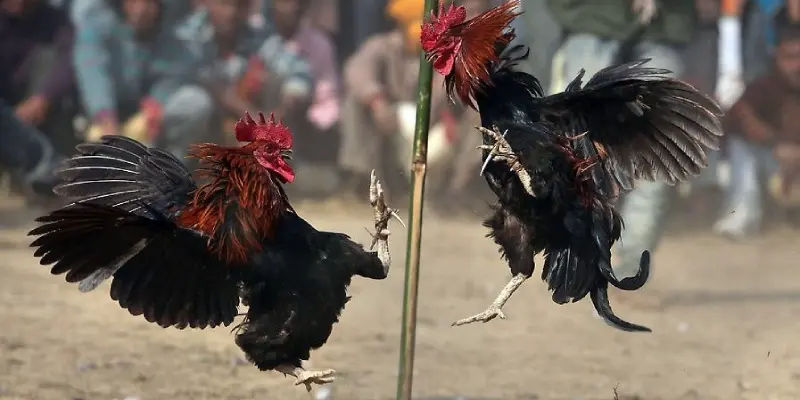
[713,210,760,239]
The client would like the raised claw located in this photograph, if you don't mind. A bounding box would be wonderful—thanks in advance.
[451,304,507,327]
[294,369,336,392]
[476,126,512,177]
[367,169,400,272]
[473,126,536,197]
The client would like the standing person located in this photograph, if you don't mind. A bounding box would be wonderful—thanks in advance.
[715,6,800,237]
[74,0,215,160]
[546,0,703,299]
[508,0,561,90]
[679,0,769,218]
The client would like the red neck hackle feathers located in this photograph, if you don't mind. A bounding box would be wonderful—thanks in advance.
[177,112,295,264]
[421,0,521,108]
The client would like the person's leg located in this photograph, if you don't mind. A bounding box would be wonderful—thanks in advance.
[158,85,216,162]
[550,33,619,94]
[0,100,62,197]
[336,94,382,194]
[612,41,684,278]
[511,0,562,87]
[714,135,774,237]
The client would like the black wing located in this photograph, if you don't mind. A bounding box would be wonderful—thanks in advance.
[29,136,240,329]
[54,135,196,218]
[541,59,724,191]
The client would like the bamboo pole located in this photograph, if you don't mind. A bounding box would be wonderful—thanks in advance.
[396,0,438,398]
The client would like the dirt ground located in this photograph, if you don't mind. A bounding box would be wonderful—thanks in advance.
[1,196,799,400]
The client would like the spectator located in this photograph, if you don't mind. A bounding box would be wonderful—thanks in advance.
[0,0,76,153]
[547,0,703,283]
[176,0,312,142]
[70,0,194,26]
[270,0,341,167]
[678,0,769,217]
[0,99,62,202]
[508,0,561,89]
[338,0,483,199]
[338,0,391,66]
[714,7,800,237]
[74,0,214,160]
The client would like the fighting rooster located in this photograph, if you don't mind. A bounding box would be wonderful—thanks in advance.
[421,0,723,331]
[28,112,402,390]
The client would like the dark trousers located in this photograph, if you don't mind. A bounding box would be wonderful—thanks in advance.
[0,99,53,175]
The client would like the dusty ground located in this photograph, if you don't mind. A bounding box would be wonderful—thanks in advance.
[0,197,799,400]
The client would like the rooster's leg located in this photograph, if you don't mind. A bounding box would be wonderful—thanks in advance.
[367,169,404,275]
[275,364,336,392]
[452,274,528,326]
[475,126,535,197]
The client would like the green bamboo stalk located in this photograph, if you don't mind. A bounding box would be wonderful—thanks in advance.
[396,0,438,398]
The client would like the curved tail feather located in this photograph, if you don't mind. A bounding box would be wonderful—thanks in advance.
[590,279,651,332]
[599,250,651,291]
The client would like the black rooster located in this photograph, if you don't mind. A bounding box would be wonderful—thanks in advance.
[27,112,403,389]
[421,0,723,331]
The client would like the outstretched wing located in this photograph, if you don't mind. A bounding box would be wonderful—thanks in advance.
[30,136,240,329]
[541,59,724,191]
[55,135,195,218]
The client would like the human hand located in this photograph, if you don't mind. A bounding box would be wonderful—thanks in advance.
[631,0,658,24]
[15,95,50,126]
[85,111,119,142]
[140,98,163,140]
[775,142,800,172]
[370,96,398,135]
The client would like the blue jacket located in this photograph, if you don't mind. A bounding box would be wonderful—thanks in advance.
[72,4,193,118]
[175,8,313,99]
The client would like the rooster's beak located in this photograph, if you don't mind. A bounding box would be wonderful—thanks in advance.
[281,149,293,160]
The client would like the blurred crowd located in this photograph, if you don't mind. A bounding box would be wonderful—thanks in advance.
[1,0,799,250]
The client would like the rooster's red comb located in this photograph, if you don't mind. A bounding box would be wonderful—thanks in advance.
[420,1,467,53]
[234,112,293,149]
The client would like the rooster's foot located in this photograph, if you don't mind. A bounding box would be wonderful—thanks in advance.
[451,274,528,327]
[367,170,400,246]
[275,365,336,392]
[451,304,507,326]
[475,125,536,197]
[476,125,517,167]
[366,170,404,272]
[294,369,336,392]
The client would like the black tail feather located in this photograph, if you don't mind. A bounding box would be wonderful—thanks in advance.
[590,279,651,332]
[600,250,651,291]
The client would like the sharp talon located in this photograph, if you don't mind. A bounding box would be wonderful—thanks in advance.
[390,210,405,227]
[479,153,494,176]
